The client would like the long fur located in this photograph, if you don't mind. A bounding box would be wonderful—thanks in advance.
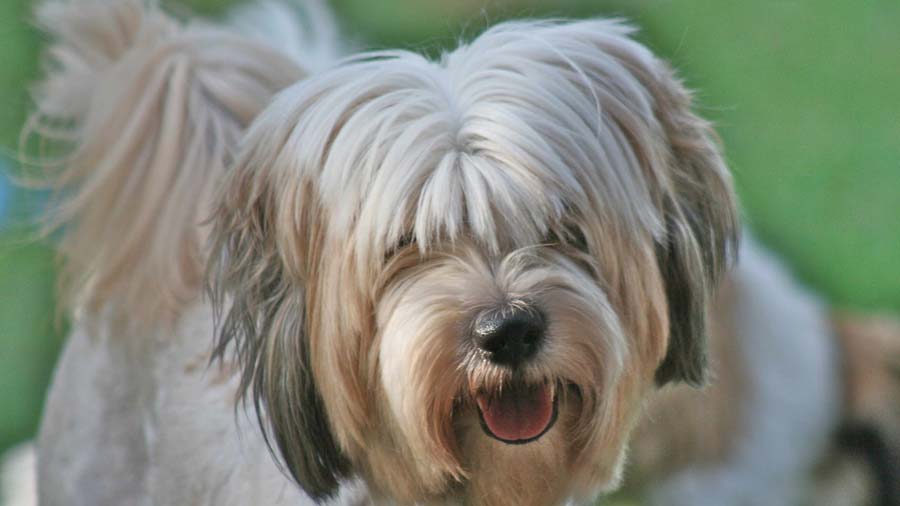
[23,0,307,333]
[209,17,737,504]
[28,3,740,505]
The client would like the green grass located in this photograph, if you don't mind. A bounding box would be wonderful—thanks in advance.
[0,3,898,500]
[0,229,60,453]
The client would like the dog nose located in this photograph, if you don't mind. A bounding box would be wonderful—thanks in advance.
[473,307,545,366]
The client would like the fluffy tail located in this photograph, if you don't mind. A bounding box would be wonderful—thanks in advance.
[23,0,335,332]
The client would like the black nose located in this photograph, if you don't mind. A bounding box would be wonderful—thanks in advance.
[473,307,545,366]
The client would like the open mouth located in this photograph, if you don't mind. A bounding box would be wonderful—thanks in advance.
[475,382,559,444]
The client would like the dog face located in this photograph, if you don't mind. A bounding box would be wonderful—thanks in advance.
[211,19,737,505]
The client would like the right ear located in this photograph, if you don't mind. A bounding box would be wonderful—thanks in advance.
[208,141,350,501]
[647,61,740,387]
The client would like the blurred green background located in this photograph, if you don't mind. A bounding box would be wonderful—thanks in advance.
[1,0,898,493]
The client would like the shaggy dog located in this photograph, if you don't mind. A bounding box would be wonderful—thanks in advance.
[19,1,896,505]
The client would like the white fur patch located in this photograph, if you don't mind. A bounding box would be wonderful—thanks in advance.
[1,443,36,506]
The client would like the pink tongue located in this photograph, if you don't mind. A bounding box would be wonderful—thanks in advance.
[477,384,554,443]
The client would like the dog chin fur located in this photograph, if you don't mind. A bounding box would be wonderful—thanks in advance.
[25,1,740,505]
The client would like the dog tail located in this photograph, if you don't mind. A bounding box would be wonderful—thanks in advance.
[228,0,345,73]
[23,0,334,333]
[832,313,900,506]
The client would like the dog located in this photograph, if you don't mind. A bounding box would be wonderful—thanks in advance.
[18,1,897,505]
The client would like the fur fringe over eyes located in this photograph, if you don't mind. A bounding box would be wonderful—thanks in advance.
[209,17,738,501]
[22,0,306,332]
[26,1,739,501]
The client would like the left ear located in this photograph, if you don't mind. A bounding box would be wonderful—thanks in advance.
[207,138,351,500]
[644,61,740,386]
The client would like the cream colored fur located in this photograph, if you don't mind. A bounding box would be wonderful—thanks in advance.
[27,1,741,505]
[23,0,306,331]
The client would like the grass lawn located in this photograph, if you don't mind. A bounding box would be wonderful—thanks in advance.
[0,229,59,454]
[0,3,897,504]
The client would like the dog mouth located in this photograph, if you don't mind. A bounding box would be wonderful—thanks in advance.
[475,382,558,444]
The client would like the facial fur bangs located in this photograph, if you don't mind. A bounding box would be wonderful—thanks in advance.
[240,19,682,279]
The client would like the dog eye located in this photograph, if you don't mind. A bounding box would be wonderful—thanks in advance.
[566,225,589,253]
[546,224,589,253]
[386,234,415,260]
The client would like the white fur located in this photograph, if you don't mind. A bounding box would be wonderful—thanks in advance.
[228,0,344,72]
[37,306,369,506]
[1,443,36,506]
[646,235,841,506]
[206,14,735,504]
[14,0,864,503]
[28,1,739,505]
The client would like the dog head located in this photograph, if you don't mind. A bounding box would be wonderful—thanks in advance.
[210,19,738,506]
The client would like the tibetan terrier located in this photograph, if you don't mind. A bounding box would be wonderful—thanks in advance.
[29,0,859,504]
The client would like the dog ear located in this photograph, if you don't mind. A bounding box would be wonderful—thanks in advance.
[209,146,351,500]
[645,63,740,386]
